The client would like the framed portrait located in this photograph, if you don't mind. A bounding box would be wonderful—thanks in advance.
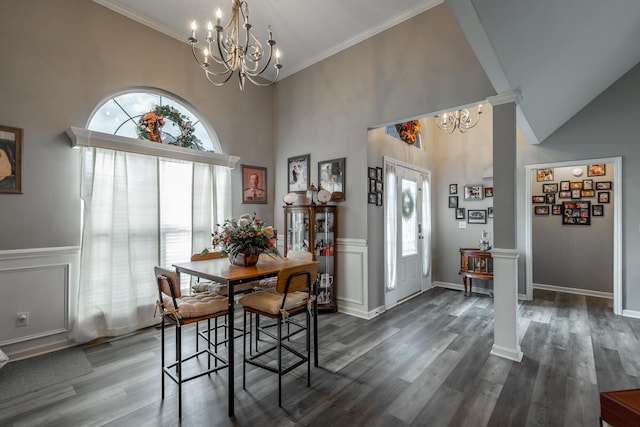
[464,184,484,200]
[449,196,458,208]
[582,179,593,190]
[560,181,570,191]
[552,204,562,215]
[376,192,383,206]
[559,191,571,199]
[241,165,267,204]
[571,189,581,199]
[545,194,555,204]
[368,167,377,180]
[537,168,554,182]
[449,183,458,195]
[598,191,610,203]
[369,178,377,193]
[542,183,558,193]
[484,187,493,198]
[0,125,23,194]
[456,207,465,219]
[563,201,591,225]
[596,181,612,190]
[532,195,545,203]
[581,190,595,198]
[488,207,494,218]
[592,204,604,216]
[288,154,310,193]
[534,206,550,215]
[368,192,377,204]
[570,181,583,190]
[318,157,345,201]
[588,164,606,176]
[467,209,487,224]
[376,167,383,181]
[376,180,383,193]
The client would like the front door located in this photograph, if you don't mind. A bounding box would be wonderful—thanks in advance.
[396,166,423,301]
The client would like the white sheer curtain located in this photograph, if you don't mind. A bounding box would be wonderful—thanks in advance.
[384,163,397,293]
[422,174,431,277]
[71,147,229,343]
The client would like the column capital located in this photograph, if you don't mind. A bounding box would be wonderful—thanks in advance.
[486,90,521,106]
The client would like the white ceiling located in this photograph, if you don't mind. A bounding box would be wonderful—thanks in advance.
[94,0,640,144]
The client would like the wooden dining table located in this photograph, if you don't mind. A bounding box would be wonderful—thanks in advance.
[172,255,319,417]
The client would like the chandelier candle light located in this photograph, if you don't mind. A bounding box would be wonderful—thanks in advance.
[189,0,282,90]
[434,105,482,133]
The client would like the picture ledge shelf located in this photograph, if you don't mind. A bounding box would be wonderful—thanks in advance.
[65,127,240,168]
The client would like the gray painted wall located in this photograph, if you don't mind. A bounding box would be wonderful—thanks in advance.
[0,0,275,251]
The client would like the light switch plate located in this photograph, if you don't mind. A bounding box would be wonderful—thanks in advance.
[458,221,467,229]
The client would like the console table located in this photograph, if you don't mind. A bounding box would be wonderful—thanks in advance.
[458,248,493,296]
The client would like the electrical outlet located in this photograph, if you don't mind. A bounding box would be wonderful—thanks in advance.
[16,312,29,327]
[458,221,467,229]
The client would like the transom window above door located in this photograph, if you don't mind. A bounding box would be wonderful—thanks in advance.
[88,90,218,152]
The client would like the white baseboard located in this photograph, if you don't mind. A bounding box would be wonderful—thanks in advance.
[533,282,613,299]
[338,304,383,320]
[622,309,640,319]
[433,281,493,297]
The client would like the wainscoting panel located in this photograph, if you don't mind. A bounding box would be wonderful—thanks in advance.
[336,238,369,319]
[0,247,80,358]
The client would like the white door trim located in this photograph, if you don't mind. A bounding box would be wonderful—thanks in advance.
[523,156,622,314]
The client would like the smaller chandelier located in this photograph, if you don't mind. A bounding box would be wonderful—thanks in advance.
[434,106,482,133]
[188,0,282,90]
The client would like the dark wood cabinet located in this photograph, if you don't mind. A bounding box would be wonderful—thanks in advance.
[284,204,337,312]
[458,248,493,296]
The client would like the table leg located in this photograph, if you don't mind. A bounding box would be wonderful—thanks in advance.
[228,281,235,417]
[463,277,468,296]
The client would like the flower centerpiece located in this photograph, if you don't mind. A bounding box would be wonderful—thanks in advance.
[211,213,279,266]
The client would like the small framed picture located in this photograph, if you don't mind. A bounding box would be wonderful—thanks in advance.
[488,207,494,218]
[456,207,466,219]
[560,181,570,191]
[376,167,383,181]
[449,183,458,195]
[532,195,545,203]
[376,192,383,206]
[571,189,581,199]
[376,180,383,193]
[545,194,555,204]
[467,209,487,224]
[534,206,550,215]
[570,181,583,190]
[537,168,554,182]
[552,204,562,215]
[582,179,593,190]
[596,181,612,190]
[598,191,610,203]
[542,183,558,193]
[241,164,267,204]
[368,167,377,180]
[592,204,604,216]
[287,154,310,193]
[464,184,484,200]
[559,191,572,199]
[319,157,345,201]
[588,164,606,176]
[448,196,458,208]
[369,178,376,193]
[0,125,23,194]
[484,187,493,198]
[368,192,377,204]
[581,190,595,198]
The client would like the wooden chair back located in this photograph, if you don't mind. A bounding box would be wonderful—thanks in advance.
[155,266,181,300]
[190,251,223,262]
[276,264,318,295]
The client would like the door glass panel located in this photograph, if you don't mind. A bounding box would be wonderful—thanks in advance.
[401,178,418,256]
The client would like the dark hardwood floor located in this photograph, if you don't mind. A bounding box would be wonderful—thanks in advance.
[2,287,640,426]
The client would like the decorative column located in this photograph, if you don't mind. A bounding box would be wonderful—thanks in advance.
[487,91,523,362]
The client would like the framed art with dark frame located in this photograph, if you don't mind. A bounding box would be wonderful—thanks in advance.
[456,208,465,219]
[592,204,604,216]
[449,183,458,195]
[537,168,554,182]
[534,206,550,215]
[287,154,310,193]
[467,209,487,224]
[449,196,458,208]
[368,167,377,180]
[241,164,267,204]
[376,192,383,206]
[318,157,345,201]
[368,193,377,204]
[464,184,484,200]
[588,164,606,177]
[0,125,23,194]
[563,201,591,225]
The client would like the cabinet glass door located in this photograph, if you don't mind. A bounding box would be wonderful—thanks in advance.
[287,211,309,252]
[315,210,335,304]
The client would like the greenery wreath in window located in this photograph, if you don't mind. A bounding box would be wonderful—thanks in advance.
[137,105,205,151]
[395,120,422,145]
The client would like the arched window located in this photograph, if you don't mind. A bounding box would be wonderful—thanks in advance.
[88,89,220,152]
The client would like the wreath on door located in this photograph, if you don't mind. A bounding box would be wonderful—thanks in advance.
[137,105,204,150]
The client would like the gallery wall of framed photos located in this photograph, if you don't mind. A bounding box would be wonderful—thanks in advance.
[447,181,494,224]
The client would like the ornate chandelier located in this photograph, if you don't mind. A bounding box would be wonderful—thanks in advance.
[188,0,282,90]
[434,106,482,133]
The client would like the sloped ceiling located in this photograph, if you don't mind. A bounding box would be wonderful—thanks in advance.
[94,0,640,144]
